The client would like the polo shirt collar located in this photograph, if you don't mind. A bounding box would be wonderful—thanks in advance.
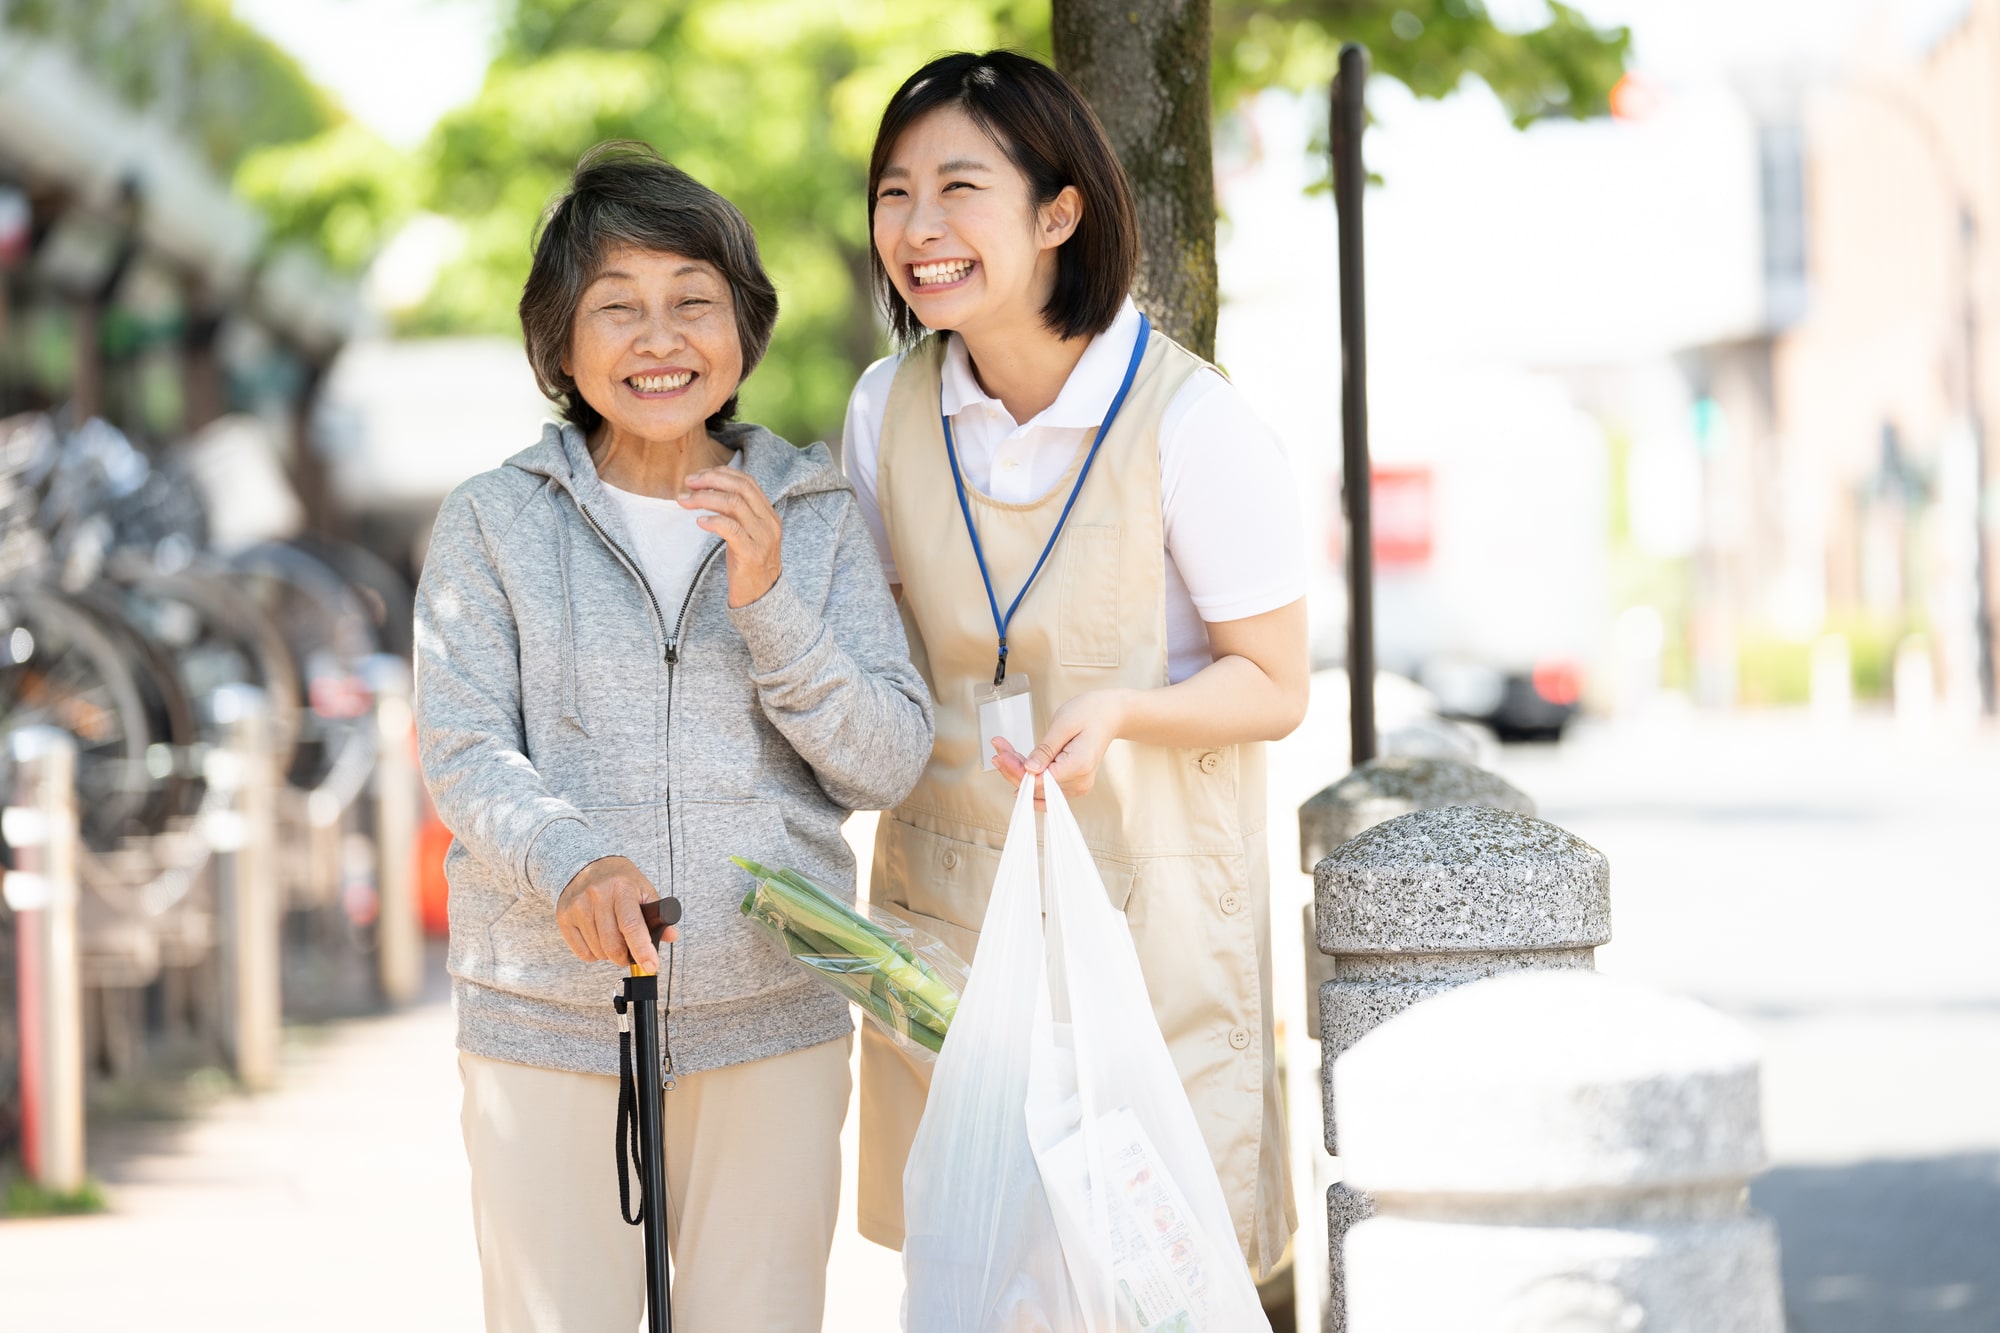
[939,298,1145,429]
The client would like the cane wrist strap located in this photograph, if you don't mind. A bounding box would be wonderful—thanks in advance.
[614,995,645,1227]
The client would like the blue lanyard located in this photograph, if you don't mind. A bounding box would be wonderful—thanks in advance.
[943,313,1151,687]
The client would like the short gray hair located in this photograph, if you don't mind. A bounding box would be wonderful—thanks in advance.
[519,142,780,435]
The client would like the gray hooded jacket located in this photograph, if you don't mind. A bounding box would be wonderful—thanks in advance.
[414,420,933,1078]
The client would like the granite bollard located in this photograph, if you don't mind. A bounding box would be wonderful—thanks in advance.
[1299,756,1535,1040]
[1314,804,1611,1332]
[1299,756,1531,1331]
[1315,805,1611,1151]
[1299,755,1536,872]
[1336,970,1785,1333]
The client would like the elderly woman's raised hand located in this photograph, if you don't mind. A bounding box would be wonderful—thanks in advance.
[556,856,679,973]
[681,467,783,608]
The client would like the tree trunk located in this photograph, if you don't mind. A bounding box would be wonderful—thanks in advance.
[836,238,884,464]
[287,357,342,539]
[1053,0,1217,359]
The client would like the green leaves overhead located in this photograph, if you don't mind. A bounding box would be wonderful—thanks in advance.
[1215,0,1631,128]
[417,0,1053,444]
[234,122,416,275]
[413,0,1626,441]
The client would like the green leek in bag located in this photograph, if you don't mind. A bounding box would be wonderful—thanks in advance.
[735,857,967,1059]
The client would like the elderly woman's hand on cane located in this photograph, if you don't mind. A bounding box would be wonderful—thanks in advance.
[556,857,680,974]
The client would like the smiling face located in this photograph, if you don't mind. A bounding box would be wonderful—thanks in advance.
[871,105,1080,341]
[562,244,742,451]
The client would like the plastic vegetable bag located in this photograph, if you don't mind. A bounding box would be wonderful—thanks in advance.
[901,778,1271,1333]
[736,857,967,1060]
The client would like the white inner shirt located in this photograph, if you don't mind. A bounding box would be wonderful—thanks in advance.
[599,453,739,621]
[842,299,1306,683]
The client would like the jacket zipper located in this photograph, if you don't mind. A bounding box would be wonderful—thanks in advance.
[576,501,671,655]
[572,498,722,1087]
[666,543,727,664]
[654,542,725,1084]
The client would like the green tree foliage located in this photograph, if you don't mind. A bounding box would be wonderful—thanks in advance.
[1215,0,1630,129]
[235,122,417,275]
[417,0,1625,443]
[417,0,1051,445]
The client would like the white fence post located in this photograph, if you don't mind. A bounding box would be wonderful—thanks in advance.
[205,685,281,1091]
[6,726,84,1192]
[1336,971,1785,1332]
[366,655,421,1007]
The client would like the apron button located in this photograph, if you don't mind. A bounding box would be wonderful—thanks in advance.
[1219,890,1241,915]
[1228,1026,1252,1051]
[1198,751,1222,774]
[941,850,959,870]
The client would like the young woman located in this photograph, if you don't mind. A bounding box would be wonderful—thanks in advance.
[843,50,1308,1277]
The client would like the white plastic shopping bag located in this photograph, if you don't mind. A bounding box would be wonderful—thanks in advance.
[902,777,1271,1333]
[903,776,1083,1333]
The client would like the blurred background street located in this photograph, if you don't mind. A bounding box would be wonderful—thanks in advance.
[5,0,2000,1330]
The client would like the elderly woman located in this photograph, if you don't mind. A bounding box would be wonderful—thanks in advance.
[414,143,933,1333]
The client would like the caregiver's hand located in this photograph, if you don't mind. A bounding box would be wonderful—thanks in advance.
[992,688,1133,806]
[556,856,678,972]
[681,466,782,608]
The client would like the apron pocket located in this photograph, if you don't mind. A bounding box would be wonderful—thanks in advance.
[1058,523,1122,668]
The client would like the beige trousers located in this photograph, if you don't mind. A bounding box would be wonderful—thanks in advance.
[459,1037,851,1333]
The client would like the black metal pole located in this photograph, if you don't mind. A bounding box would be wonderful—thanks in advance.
[1333,43,1377,765]
[625,968,674,1332]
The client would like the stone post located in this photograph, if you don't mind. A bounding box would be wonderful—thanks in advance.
[1298,756,1534,1039]
[1299,755,1536,872]
[1315,805,1610,1331]
[5,727,85,1193]
[205,685,281,1091]
[365,655,422,1007]
[1295,757,1533,1329]
[1336,970,1785,1332]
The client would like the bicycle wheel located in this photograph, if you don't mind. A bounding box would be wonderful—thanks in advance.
[0,585,156,850]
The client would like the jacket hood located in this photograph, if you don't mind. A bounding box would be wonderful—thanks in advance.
[503,419,848,511]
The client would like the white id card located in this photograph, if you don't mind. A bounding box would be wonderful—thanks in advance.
[977,674,1035,773]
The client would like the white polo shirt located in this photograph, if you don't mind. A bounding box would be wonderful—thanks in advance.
[841,300,1306,683]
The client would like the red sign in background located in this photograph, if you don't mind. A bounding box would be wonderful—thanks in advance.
[1369,465,1434,567]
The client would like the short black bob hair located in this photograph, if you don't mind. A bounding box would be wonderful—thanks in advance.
[519,142,780,436]
[867,50,1138,346]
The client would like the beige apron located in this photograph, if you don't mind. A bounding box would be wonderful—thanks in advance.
[858,328,1295,1276]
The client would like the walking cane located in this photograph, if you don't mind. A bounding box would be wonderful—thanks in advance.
[616,895,682,1333]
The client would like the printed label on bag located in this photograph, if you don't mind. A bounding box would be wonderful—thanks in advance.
[1035,1106,1217,1331]
[977,674,1035,773]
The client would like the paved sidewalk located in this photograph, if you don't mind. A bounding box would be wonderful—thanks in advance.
[1,985,486,1332]
[0,960,912,1332]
